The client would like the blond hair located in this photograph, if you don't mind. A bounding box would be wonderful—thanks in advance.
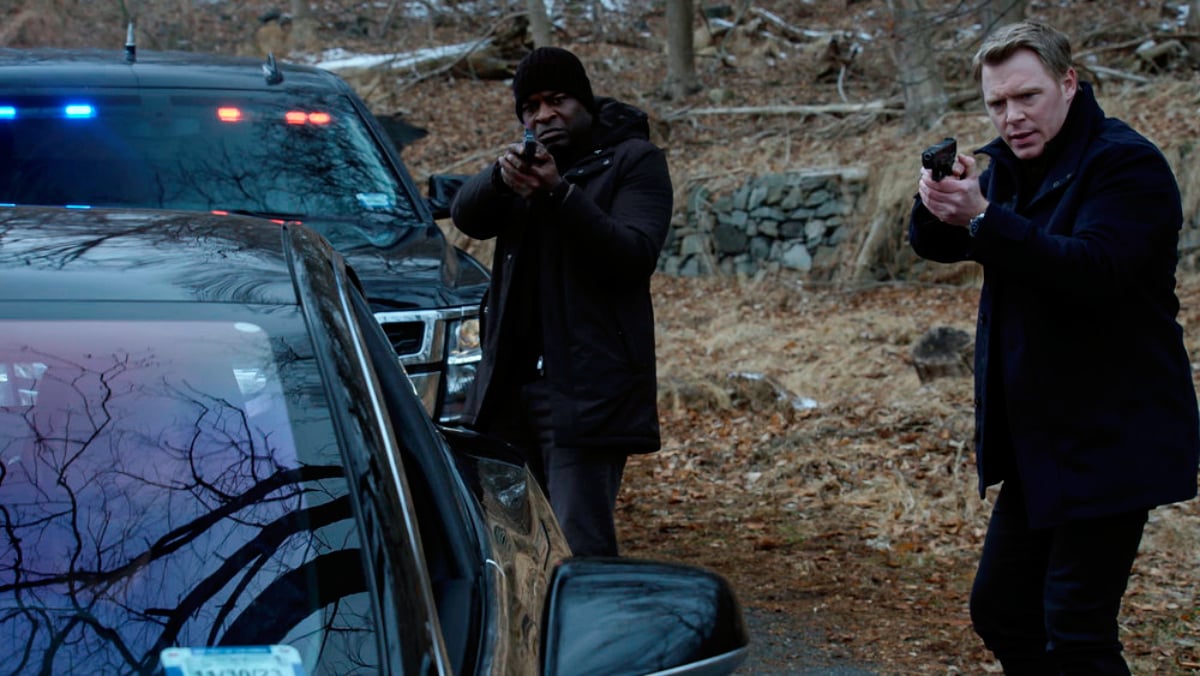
[973,20,1073,82]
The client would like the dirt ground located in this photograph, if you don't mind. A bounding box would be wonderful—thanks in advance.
[618,273,1200,674]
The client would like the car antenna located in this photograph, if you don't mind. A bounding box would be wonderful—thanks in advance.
[262,52,284,85]
[124,22,136,63]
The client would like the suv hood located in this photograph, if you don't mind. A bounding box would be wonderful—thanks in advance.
[302,216,488,310]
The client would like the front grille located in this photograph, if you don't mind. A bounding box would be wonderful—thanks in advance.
[381,321,425,357]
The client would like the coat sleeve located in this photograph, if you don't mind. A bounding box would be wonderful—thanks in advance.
[971,141,1181,304]
[557,144,673,285]
[908,197,976,264]
[450,162,519,241]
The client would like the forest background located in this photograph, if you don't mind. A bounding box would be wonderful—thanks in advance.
[4,0,1199,672]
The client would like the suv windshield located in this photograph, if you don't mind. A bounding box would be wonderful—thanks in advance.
[0,91,419,222]
[0,313,379,673]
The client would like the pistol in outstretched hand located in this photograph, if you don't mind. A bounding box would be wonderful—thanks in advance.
[921,137,957,181]
[522,129,538,163]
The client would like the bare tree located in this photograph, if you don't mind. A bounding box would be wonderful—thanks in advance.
[887,0,948,132]
[665,0,698,100]
[526,0,552,47]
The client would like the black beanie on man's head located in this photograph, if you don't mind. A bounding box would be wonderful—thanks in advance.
[512,47,596,121]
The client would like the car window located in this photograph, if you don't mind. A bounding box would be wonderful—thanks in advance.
[0,313,380,674]
[0,91,419,223]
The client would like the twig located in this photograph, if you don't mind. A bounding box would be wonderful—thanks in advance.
[378,0,402,38]
[717,0,753,60]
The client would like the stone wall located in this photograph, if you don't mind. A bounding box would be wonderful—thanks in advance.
[659,168,869,278]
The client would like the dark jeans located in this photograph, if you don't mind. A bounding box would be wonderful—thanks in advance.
[503,377,628,557]
[970,480,1148,675]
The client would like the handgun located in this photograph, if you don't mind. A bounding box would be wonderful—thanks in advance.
[921,137,957,181]
[522,129,537,163]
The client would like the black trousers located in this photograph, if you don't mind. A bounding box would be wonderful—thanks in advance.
[502,377,628,557]
[969,480,1148,675]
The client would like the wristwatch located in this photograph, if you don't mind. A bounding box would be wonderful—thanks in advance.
[543,180,573,206]
[967,208,987,237]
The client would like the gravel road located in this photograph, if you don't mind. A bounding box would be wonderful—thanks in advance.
[740,607,881,675]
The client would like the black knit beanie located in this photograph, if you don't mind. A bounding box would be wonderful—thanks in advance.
[512,47,596,121]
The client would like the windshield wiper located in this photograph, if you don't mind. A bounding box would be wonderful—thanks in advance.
[214,208,306,222]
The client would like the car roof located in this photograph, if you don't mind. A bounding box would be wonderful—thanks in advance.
[0,47,350,92]
[0,206,315,304]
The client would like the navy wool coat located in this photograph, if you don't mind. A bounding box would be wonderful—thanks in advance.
[450,97,672,453]
[909,82,1200,528]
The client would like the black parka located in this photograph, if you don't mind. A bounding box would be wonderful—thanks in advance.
[909,82,1200,528]
[450,97,673,452]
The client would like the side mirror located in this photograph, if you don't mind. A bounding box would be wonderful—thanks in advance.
[542,558,749,675]
[374,113,428,152]
[427,173,469,220]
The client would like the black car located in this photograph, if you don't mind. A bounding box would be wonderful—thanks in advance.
[0,206,748,674]
[0,46,487,424]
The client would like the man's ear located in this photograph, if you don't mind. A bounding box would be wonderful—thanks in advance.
[1062,66,1078,103]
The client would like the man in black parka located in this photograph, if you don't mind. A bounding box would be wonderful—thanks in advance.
[910,20,1199,673]
[450,47,672,557]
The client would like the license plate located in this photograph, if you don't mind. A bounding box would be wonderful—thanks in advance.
[159,645,305,676]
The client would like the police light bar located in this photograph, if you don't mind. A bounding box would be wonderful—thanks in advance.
[217,107,243,122]
[285,111,332,125]
[63,104,95,118]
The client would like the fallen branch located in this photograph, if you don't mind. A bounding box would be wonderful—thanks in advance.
[747,6,850,45]
[1076,31,1200,59]
[667,101,903,120]
[747,6,812,42]
[1088,65,1152,84]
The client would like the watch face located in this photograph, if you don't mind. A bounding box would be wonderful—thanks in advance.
[968,212,985,237]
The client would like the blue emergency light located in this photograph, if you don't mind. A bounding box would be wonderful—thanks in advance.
[63,104,95,118]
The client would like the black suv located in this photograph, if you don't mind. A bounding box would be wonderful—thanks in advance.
[0,46,488,423]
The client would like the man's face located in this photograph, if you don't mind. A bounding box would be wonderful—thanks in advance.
[519,91,593,153]
[981,48,1077,160]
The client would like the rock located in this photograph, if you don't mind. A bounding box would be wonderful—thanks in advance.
[911,327,974,383]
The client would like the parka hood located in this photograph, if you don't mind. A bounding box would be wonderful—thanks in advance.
[589,96,652,148]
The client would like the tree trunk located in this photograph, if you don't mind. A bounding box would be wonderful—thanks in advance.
[665,0,698,100]
[525,0,552,47]
[981,0,1028,33]
[887,0,948,132]
[1187,0,1200,67]
[289,0,319,53]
